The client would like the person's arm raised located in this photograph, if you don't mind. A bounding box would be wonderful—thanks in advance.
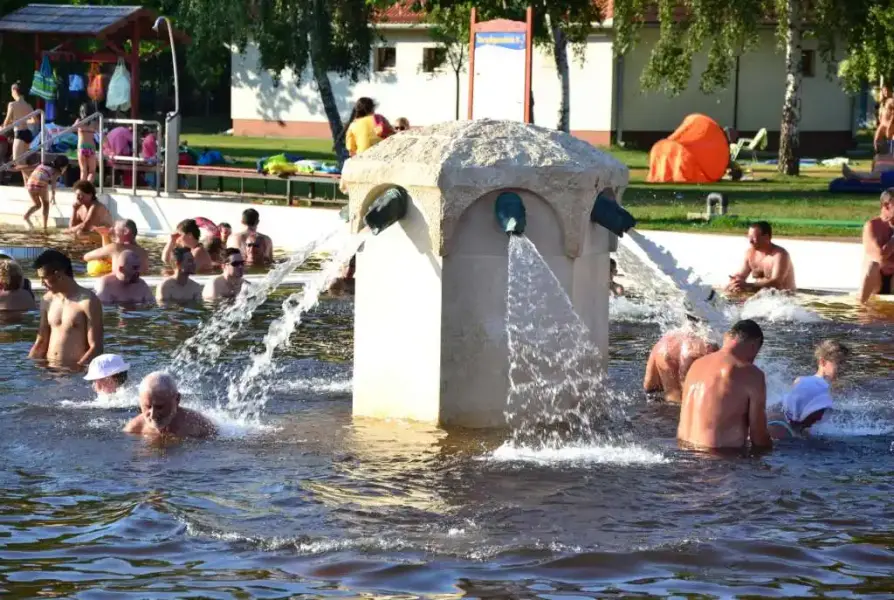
[78,294,104,366]
[748,368,773,451]
[28,295,51,359]
[162,233,179,266]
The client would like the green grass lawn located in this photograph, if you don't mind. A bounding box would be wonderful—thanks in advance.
[183,130,880,239]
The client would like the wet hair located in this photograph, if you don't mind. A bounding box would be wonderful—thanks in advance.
[111,371,128,386]
[173,246,191,265]
[139,371,178,397]
[33,249,74,278]
[749,221,772,237]
[241,208,260,228]
[727,319,763,346]
[79,103,89,120]
[815,339,850,364]
[881,188,894,206]
[51,155,69,171]
[177,218,201,240]
[218,222,231,230]
[225,248,242,260]
[73,179,96,199]
[0,258,24,290]
[122,219,137,238]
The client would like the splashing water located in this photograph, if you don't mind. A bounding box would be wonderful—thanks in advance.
[504,235,632,451]
[223,231,368,421]
[731,288,823,323]
[168,228,341,394]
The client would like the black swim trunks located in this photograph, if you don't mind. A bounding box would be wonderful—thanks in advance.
[14,129,33,144]
[881,273,892,296]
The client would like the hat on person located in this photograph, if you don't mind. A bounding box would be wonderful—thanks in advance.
[84,353,130,381]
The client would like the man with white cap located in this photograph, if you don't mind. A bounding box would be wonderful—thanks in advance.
[123,371,217,439]
[84,353,130,395]
[768,339,850,439]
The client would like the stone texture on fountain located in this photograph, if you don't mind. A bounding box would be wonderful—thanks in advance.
[341,119,629,258]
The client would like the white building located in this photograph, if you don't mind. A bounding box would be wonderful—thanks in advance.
[230,4,861,154]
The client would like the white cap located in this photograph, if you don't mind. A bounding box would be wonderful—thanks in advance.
[84,354,130,381]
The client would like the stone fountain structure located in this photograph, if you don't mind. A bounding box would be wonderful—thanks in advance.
[340,119,630,428]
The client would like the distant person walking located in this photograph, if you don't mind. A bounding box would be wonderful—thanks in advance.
[344,97,393,157]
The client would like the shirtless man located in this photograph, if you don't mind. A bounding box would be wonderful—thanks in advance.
[677,319,772,452]
[156,247,203,302]
[94,250,153,304]
[29,250,103,367]
[68,180,113,238]
[123,371,217,439]
[0,258,36,311]
[873,91,893,155]
[227,208,273,266]
[83,219,149,274]
[163,218,214,273]
[203,249,246,300]
[644,329,719,403]
[858,188,894,303]
[727,221,796,293]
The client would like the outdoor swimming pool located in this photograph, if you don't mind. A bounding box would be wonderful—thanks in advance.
[1,281,893,597]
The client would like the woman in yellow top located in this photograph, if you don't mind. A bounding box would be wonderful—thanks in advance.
[344,97,394,156]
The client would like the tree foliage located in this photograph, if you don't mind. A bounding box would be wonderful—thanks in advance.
[838,2,894,92]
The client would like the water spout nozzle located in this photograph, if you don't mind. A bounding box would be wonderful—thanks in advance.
[495,192,526,235]
[363,187,409,235]
[590,190,636,237]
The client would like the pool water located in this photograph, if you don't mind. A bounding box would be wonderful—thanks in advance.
[2,283,894,598]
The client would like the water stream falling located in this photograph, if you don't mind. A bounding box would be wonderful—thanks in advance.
[224,230,369,421]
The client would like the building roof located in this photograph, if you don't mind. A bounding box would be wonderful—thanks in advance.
[0,4,189,41]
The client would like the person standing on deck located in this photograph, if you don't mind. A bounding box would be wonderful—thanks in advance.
[3,82,36,184]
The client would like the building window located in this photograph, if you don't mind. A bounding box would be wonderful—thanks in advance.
[801,49,816,78]
[374,47,397,72]
[422,47,447,73]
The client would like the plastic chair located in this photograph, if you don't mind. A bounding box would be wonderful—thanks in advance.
[730,128,768,165]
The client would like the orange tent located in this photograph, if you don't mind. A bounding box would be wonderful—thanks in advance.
[647,114,729,184]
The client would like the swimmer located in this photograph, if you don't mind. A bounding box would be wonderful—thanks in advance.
[156,247,202,303]
[677,319,772,452]
[29,250,104,367]
[162,219,214,273]
[0,258,36,311]
[610,258,624,296]
[644,330,719,403]
[858,188,894,304]
[218,222,232,245]
[83,353,130,395]
[68,180,113,237]
[203,249,245,300]
[123,372,217,438]
[94,250,153,305]
[727,221,796,294]
[83,219,150,274]
[768,340,850,439]
[228,208,273,266]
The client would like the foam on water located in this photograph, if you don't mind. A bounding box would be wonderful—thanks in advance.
[198,406,280,438]
[731,289,823,323]
[609,294,664,322]
[60,389,138,410]
[485,441,669,465]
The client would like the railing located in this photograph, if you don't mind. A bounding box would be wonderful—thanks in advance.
[0,109,46,169]
[105,118,163,196]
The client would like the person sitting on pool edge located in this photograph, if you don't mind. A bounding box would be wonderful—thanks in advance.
[157,247,203,303]
[162,218,214,274]
[203,248,245,300]
[644,329,719,403]
[124,371,217,439]
[768,340,850,440]
[726,221,796,294]
[84,353,130,396]
[228,208,273,266]
[0,258,36,311]
[68,180,113,239]
[94,249,153,305]
[83,218,150,276]
[858,188,894,303]
[677,319,772,452]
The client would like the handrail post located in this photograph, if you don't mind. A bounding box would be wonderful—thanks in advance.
[131,122,137,195]
[98,114,105,196]
[39,110,45,165]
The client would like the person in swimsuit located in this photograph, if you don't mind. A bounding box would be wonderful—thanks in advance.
[2,82,36,184]
[859,188,894,303]
[24,155,69,232]
[74,103,98,183]
[768,340,850,439]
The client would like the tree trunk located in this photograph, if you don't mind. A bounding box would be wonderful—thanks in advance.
[311,58,347,163]
[778,0,802,176]
[549,16,570,132]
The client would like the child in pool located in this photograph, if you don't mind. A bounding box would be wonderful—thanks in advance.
[768,339,850,439]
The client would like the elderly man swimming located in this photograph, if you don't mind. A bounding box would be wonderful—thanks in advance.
[124,372,217,438]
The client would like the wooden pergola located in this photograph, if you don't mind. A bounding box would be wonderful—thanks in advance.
[0,4,189,118]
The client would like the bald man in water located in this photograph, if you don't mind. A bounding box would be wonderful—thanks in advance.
[644,329,719,403]
[94,250,153,304]
[83,219,150,274]
[124,371,217,438]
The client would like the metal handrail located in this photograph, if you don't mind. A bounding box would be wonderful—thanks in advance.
[0,112,101,188]
[105,118,163,196]
[0,109,46,166]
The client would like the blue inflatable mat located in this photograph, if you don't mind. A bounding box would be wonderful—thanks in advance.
[829,171,894,193]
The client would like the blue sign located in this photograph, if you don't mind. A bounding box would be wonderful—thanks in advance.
[475,32,525,50]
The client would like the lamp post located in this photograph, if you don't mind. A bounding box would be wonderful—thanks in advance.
[153,16,180,194]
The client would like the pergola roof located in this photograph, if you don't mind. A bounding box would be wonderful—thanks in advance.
[0,4,189,42]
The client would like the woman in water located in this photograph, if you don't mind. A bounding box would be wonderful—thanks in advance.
[24,155,69,232]
[343,97,394,157]
[2,82,36,183]
[74,103,98,182]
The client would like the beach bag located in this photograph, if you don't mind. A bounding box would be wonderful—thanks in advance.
[30,55,58,100]
[87,63,105,102]
[106,58,131,112]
